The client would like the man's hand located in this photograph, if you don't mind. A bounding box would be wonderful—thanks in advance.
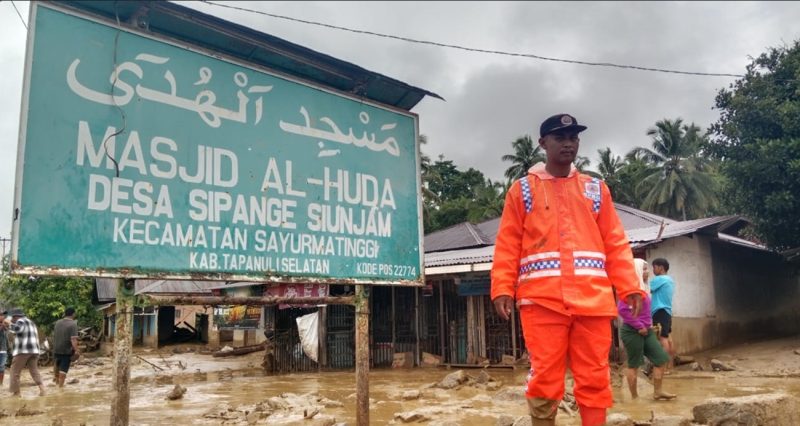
[626,293,643,318]
[638,328,648,336]
[493,295,514,321]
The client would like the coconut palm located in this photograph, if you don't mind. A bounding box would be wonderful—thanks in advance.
[501,135,545,180]
[467,179,505,222]
[574,155,602,178]
[629,119,718,220]
[419,135,441,230]
[597,148,623,182]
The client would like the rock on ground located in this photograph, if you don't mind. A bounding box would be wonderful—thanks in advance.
[492,386,526,402]
[510,416,531,426]
[394,410,431,423]
[401,390,420,400]
[437,370,468,389]
[605,413,634,426]
[710,358,736,371]
[651,415,692,426]
[495,414,515,426]
[165,384,187,400]
[692,393,799,426]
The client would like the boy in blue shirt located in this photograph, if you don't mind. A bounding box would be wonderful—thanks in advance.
[650,258,675,372]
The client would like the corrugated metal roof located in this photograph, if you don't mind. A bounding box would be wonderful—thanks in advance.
[207,281,265,290]
[614,203,674,230]
[95,279,117,302]
[626,215,741,246]
[136,280,219,294]
[423,211,765,271]
[424,221,493,253]
[95,279,218,302]
[717,233,768,251]
[424,204,675,253]
[475,217,500,243]
[60,1,441,111]
[426,245,495,267]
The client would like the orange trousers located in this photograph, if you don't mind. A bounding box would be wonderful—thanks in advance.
[520,303,613,409]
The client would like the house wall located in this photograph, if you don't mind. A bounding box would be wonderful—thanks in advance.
[646,235,716,319]
[646,235,800,354]
[645,234,716,354]
[709,240,800,346]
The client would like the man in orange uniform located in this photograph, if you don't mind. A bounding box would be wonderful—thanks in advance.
[492,113,644,426]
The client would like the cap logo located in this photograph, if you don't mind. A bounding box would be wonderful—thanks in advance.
[560,115,574,125]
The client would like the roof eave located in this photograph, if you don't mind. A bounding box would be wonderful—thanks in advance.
[59,0,442,111]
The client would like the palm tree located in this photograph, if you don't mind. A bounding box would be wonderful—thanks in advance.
[629,119,718,220]
[467,179,505,222]
[613,151,655,207]
[574,155,601,178]
[501,135,545,180]
[597,148,623,182]
[419,135,441,228]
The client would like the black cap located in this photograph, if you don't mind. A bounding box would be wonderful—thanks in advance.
[539,113,587,137]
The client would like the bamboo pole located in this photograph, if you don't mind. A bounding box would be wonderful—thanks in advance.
[391,287,396,351]
[110,278,135,426]
[438,280,445,360]
[414,288,420,366]
[354,285,370,425]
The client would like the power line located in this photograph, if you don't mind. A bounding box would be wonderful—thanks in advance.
[198,0,746,79]
[9,0,27,30]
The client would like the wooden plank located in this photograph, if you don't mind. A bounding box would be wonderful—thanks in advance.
[111,278,135,426]
[212,344,265,358]
[143,295,355,306]
[355,285,370,425]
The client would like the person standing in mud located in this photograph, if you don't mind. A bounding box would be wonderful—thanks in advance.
[53,307,80,387]
[262,329,276,375]
[618,259,676,401]
[0,311,9,386]
[8,308,46,397]
[491,113,645,426]
[650,258,676,372]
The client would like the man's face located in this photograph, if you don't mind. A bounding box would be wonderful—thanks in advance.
[539,130,581,166]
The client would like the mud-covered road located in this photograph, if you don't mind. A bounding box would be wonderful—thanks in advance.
[2,335,800,425]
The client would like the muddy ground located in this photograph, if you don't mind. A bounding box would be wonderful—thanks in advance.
[1,335,800,425]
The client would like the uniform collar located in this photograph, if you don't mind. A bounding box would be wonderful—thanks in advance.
[528,162,578,179]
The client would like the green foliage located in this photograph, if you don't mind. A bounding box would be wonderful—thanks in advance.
[710,40,800,249]
[0,261,101,335]
[574,155,600,178]
[628,118,719,220]
[501,135,545,180]
[420,148,505,232]
[611,151,655,207]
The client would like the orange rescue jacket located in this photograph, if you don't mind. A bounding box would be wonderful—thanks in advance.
[491,163,643,317]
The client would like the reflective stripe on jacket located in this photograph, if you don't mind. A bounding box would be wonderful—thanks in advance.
[490,162,643,317]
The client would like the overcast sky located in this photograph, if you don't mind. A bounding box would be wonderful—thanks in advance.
[1,1,799,240]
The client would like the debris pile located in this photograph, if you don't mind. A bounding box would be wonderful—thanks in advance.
[201,392,342,425]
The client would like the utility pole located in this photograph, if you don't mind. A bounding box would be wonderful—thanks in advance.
[0,237,11,275]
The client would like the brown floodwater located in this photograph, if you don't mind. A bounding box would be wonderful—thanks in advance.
[2,351,800,425]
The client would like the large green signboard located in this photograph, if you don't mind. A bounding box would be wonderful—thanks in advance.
[11,4,423,285]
